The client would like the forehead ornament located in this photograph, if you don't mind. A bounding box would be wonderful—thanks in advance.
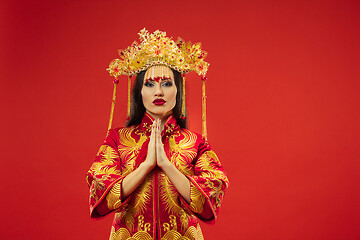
[144,65,174,83]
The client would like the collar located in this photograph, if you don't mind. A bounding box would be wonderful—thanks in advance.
[138,112,179,137]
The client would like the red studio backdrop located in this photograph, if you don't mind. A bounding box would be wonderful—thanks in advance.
[1,0,360,239]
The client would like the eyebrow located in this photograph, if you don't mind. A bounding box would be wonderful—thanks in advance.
[145,77,173,82]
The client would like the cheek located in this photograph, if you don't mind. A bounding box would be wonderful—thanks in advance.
[141,88,150,105]
[169,88,177,105]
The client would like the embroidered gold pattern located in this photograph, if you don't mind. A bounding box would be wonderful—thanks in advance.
[90,174,113,202]
[123,173,153,231]
[196,150,228,208]
[109,226,153,240]
[159,173,181,214]
[162,222,204,240]
[117,127,148,175]
[159,173,190,231]
[92,145,120,175]
[141,122,152,133]
[106,181,122,209]
[189,183,206,213]
[183,224,204,240]
[90,180,105,202]
[110,215,153,240]
[196,151,227,181]
[161,216,203,240]
[168,129,197,175]
[138,215,151,232]
[206,179,225,208]
[88,114,227,240]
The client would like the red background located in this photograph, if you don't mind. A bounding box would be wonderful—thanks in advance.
[1,0,360,239]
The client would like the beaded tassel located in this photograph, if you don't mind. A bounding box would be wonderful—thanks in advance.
[181,75,186,118]
[107,79,119,131]
[202,76,207,140]
[127,76,131,119]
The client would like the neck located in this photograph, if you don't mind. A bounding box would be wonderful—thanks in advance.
[146,110,172,131]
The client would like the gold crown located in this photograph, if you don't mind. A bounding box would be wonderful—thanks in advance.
[107,28,209,78]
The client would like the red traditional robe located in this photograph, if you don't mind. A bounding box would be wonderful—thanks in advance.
[86,113,229,240]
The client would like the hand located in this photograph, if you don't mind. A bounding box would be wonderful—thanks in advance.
[154,119,171,169]
[143,119,157,169]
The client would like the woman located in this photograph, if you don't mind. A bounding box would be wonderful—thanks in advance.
[86,29,229,240]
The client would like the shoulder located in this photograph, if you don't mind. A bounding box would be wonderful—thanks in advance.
[108,124,141,136]
[178,128,202,140]
[107,123,149,147]
[105,125,139,144]
[177,128,212,151]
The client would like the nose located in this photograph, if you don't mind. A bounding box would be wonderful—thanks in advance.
[154,83,164,97]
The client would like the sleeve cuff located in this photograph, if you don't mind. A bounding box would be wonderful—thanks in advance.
[90,176,129,217]
[179,176,217,223]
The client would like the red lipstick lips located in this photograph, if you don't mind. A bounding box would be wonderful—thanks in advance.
[153,99,166,105]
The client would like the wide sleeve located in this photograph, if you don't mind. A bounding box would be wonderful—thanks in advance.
[180,137,229,223]
[86,129,130,218]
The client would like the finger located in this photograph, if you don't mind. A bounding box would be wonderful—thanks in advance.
[156,120,161,145]
[156,120,161,140]
[150,120,156,141]
[157,125,164,151]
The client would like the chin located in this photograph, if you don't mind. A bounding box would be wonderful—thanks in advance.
[154,112,169,118]
[147,109,173,119]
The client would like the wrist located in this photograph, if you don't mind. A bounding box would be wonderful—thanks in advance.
[158,160,173,171]
[140,160,155,172]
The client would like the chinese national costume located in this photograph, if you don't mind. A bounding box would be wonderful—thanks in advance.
[86,113,229,239]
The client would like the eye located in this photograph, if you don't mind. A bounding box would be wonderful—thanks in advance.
[161,81,173,87]
[144,81,154,87]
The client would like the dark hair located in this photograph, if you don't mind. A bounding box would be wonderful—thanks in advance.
[125,68,187,128]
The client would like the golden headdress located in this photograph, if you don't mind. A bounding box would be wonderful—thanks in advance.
[106,28,210,139]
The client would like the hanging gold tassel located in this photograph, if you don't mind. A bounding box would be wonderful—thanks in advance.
[202,76,207,140]
[127,76,131,119]
[181,75,186,118]
[107,79,118,131]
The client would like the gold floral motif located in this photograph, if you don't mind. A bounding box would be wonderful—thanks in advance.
[159,173,181,214]
[88,144,120,205]
[132,174,153,214]
[179,209,189,231]
[168,129,198,175]
[189,183,206,213]
[165,123,176,134]
[169,215,177,231]
[183,224,204,240]
[109,226,131,240]
[205,179,225,208]
[161,230,183,240]
[141,123,152,133]
[106,181,122,210]
[107,28,209,78]
[90,181,103,202]
[110,215,153,240]
[162,223,204,240]
[161,217,203,240]
[163,215,177,232]
[109,226,153,240]
[90,175,110,202]
[123,174,153,231]
[92,145,120,175]
[137,215,151,232]
[159,172,190,231]
[117,127,148,175]
[196,151,228,184]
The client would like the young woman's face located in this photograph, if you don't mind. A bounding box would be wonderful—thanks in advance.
[141,65,177,119]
